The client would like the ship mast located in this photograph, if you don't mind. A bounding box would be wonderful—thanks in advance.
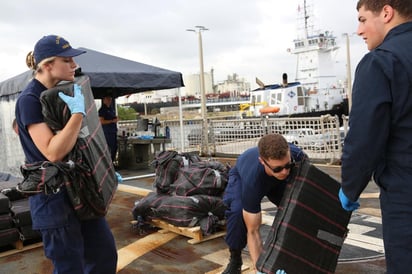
[291,0,340,91]
[304,0,309,39]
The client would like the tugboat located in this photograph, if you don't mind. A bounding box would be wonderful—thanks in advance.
[246,0,348,118]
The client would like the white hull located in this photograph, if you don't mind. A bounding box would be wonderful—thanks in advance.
[248,81,346,117]
[247,0,348,117]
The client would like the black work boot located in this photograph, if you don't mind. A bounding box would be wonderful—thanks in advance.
[222,249,242,274]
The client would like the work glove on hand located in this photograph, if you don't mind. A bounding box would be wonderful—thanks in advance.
[58,84,85,116]
[115,172,123,183]
[339,187,360,211]
[256,270,285,274]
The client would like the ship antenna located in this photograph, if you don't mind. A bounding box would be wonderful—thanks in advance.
[304,0,309,38]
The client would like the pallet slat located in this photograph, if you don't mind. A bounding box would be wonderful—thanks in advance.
[132,219,226,244]
[0,241,43,258]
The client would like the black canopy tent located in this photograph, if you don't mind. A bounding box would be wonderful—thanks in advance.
[74,47,184,99]
[0,47,187,159]
[0,70,33,99]
[0,47,184,99]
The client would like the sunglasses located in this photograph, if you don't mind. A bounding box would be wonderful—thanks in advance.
[262,158,295,173]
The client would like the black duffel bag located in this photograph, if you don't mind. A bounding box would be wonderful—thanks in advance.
[18,161,64,195]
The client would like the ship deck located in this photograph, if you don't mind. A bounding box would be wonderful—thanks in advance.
[0,164,387,273]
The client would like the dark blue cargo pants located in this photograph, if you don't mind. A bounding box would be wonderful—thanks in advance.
[223,169,247,250]
[30,188,117,274]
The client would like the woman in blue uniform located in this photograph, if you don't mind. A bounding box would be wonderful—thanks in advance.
[15,35,117,273]
[222,133,307,274]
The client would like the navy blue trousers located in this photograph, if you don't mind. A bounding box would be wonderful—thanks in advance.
[104,131,118,162]
[223,171,247,250]
[380,188,412,274]
[30,189,117,274]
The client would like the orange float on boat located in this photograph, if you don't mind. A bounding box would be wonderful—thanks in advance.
[259,106,280,114]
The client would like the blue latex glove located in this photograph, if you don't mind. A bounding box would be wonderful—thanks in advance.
[115,172,123,183]
[339,187,360,211]
[58,84,85,116]
[256,270,284,274]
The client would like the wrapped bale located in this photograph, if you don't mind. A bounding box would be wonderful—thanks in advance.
[0,193,10,214]
[256,159,352,274]
[0,214,13,230]
[38,76,117,220]
[8,199,41,245]
[10,198,32,227]
[171,160,229,197]
[152,151,202,194]
[136,155,228,236]
[152,194,226,235]
[0,228,20,248]
[132,192,168,221]
[152,151,183,194]
[18,225,42,241]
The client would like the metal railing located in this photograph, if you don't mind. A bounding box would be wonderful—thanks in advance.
[118,115,349,164]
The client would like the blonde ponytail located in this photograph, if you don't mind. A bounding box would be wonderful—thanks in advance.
[26,51,36,70]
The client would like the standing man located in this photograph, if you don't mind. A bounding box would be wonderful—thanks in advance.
[99,96,118,163]
[339,1,412,273]
[222,133,307,274]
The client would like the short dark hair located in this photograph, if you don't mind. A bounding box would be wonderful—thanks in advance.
[357,0,412,19]
[258,133,289,160]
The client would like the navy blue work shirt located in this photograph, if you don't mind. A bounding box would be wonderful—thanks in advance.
[15,79,48,163]
[234,143,306,213]
[342,22,412,201]
[98,104,117,134]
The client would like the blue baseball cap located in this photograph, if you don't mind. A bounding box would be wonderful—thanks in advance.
[33,35,86,65]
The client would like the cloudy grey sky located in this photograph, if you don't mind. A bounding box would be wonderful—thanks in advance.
[0,0,366,89]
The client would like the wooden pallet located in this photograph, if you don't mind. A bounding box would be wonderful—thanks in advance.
[132,219,226,244]
[0,240,43,258]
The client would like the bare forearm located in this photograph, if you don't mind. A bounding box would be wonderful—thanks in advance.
[243,210,263,269]
[102,119,115,125]
[30,114,83,162]
[100,117,118,125]
[47,114,83,161]
[247,231,263,268]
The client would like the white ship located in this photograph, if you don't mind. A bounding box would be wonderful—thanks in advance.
[247,0,348,117]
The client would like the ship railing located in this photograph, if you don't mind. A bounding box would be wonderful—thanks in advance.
[118,115,348,164]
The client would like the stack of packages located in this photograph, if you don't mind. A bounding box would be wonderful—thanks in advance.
[132,151,229,235]
[256,159,352,274]
[10,198,41,241]
[0,192,19,249]
[0,174,41,250]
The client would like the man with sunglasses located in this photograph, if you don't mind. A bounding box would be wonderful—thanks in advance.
[222,133,307,274]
